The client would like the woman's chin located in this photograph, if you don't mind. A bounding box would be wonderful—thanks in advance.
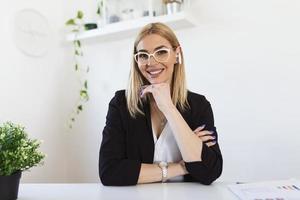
[149,80,163,84]
[148,77,169,84]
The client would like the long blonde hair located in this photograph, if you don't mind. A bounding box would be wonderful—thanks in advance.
[126,22,189,118]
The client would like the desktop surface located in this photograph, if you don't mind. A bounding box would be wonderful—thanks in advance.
[19,182,238,200]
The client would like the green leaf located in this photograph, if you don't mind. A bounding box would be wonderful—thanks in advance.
[75,40,81,47]
[65,19,76,26]
[80,90,89,101]
[77,105,83,111]
[75,50,80,55]
[97,7,101,15]
[84,80,88,89]
[77,10,84,19]
[75,64,78,71]
[80,90,87,97]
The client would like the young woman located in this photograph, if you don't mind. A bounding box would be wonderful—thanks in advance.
[99,22,222,186]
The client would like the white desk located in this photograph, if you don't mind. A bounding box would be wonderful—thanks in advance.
[19,182,238,200]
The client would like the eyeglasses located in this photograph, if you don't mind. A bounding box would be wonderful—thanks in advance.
[134,48,171,65]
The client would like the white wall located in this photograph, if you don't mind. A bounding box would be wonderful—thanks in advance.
[0,0,76,182]
[184,0,300,182]
[1,0,299,183]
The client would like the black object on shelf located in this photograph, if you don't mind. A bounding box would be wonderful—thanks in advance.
[84,23,98,30]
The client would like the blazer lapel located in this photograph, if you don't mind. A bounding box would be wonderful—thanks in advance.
[143,100,153,138]
[138,100,155,163]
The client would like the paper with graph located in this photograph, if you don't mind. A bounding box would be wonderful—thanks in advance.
[228,179,300,200]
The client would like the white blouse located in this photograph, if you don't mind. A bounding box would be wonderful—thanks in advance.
[152,122,184,182]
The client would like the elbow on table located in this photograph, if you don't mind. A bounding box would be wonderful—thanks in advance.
[100,173,120,186]
[198,178,215,185]
[199,166,223,185]
[100,174,113,186]
[99,173,137,186]
[186,163,223,185]
[201,170,222,185]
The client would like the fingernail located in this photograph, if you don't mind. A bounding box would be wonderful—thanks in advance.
[209,131,214,134]
[199,124,206,129]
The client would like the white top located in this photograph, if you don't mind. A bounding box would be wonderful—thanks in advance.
[152,122,184,182]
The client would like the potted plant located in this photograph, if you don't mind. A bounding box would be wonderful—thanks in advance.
[0,122,45,200]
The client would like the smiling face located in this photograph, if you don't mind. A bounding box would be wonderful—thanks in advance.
[135,34,179,85]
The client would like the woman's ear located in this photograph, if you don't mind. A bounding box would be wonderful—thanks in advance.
[175,46,182,64]
[175,46,181,54]
[176,53,182,64]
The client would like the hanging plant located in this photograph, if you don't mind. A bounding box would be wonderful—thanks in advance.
[96,0,104,16]
[96,0,105,27]
[65,10,90,129]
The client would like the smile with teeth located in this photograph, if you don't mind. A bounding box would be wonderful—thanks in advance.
[147,69,164,75]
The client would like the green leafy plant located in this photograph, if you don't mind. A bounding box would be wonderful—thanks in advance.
[96,0,104,16]
[0,122,45,176]
[65,10,90,129]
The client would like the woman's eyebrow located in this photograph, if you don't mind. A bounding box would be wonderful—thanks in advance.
[154,45,168,51]
[137,49,148,53]
[137,45,168,53]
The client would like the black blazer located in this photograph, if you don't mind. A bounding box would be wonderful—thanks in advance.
[99,90,223,186]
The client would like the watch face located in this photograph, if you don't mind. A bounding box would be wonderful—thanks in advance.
[159,161,168,167]
[13,9,51,57]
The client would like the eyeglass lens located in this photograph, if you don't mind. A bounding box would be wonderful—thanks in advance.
[135,49,170,65]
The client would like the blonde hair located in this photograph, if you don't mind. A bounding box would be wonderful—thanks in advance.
[126,22,189,118]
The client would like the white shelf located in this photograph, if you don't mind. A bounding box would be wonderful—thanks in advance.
[66,11,196,42]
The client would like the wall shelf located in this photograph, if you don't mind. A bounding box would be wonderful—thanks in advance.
[66,11,196,42]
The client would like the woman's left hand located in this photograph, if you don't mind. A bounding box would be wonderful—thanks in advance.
[140,83,174,113]
[193,126,216,147]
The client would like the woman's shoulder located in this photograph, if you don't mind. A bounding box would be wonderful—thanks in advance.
[109,89,126,106]
[187,90,210,104]
[114,89,126,98]
[186,90,213,117]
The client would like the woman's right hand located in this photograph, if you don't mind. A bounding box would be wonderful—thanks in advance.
[193,125,216,147]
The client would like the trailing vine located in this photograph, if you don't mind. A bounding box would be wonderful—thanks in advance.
[96,0,104,16]
[65,11,89,129]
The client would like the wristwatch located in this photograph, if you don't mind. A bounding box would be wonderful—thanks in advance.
[158,161,168,183]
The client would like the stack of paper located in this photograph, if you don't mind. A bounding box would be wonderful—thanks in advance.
[228,179,300,200]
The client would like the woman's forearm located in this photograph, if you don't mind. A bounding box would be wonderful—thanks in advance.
[164,104,203,162]
[137,163,187,184]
